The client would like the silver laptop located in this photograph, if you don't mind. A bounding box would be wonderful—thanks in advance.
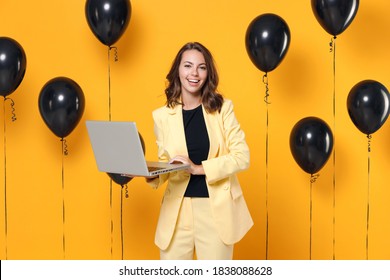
[86,120,189,176]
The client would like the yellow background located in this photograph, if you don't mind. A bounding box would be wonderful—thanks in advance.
[1,0,390,260]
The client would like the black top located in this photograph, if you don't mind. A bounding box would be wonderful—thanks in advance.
[182,105,210,197]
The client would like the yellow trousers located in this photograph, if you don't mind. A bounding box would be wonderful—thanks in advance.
[160,197,233,260]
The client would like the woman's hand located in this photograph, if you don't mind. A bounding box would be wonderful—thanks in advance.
[169,155,205,175]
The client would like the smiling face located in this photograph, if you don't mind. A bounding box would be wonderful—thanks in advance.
[179,49,207,98]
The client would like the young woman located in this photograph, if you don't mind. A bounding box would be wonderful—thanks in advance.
[147,42,253,260]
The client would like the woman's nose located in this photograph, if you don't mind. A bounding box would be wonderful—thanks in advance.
[191,68,199,76]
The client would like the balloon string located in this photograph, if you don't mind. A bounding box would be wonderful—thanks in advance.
[310,173,320,183]
[108,47,112,121]
[330,35,337,260]
[309,173,319,260]
[3,99,8,260]
[61,138,66,259]
[61,138,68,156]
[1,97,18,259]
[262,73,270,104]
[124,185,129,199]
[262,73,270,260]
[110,179,113,258]
[108,46,118,258]
[111,46,119,62]
[108,46,118,122]
[4,97,17,122]
[120,184,126,260]
[121,184,129,259]
[366,134,372,260]
[310,177,313,260]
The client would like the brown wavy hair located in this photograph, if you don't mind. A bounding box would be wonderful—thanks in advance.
[165,42,224,113]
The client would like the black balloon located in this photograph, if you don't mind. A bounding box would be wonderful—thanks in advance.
[107,172,133,186]
[347,80,390,135]
[290,117,333,174]
[0,37,27,97]
[38,77,85,138]
[245,13,290,73]
[311,0,359,36]
[107,133,145,185]
[85,0,131,46]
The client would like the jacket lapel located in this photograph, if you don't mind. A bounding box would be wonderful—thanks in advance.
[167,104,189,157]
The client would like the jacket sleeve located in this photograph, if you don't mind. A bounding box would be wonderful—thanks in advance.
[202,100,250,184]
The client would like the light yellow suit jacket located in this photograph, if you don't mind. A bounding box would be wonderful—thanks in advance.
[149,99,253,250]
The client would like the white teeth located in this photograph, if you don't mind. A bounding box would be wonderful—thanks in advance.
[189,79,199,83]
